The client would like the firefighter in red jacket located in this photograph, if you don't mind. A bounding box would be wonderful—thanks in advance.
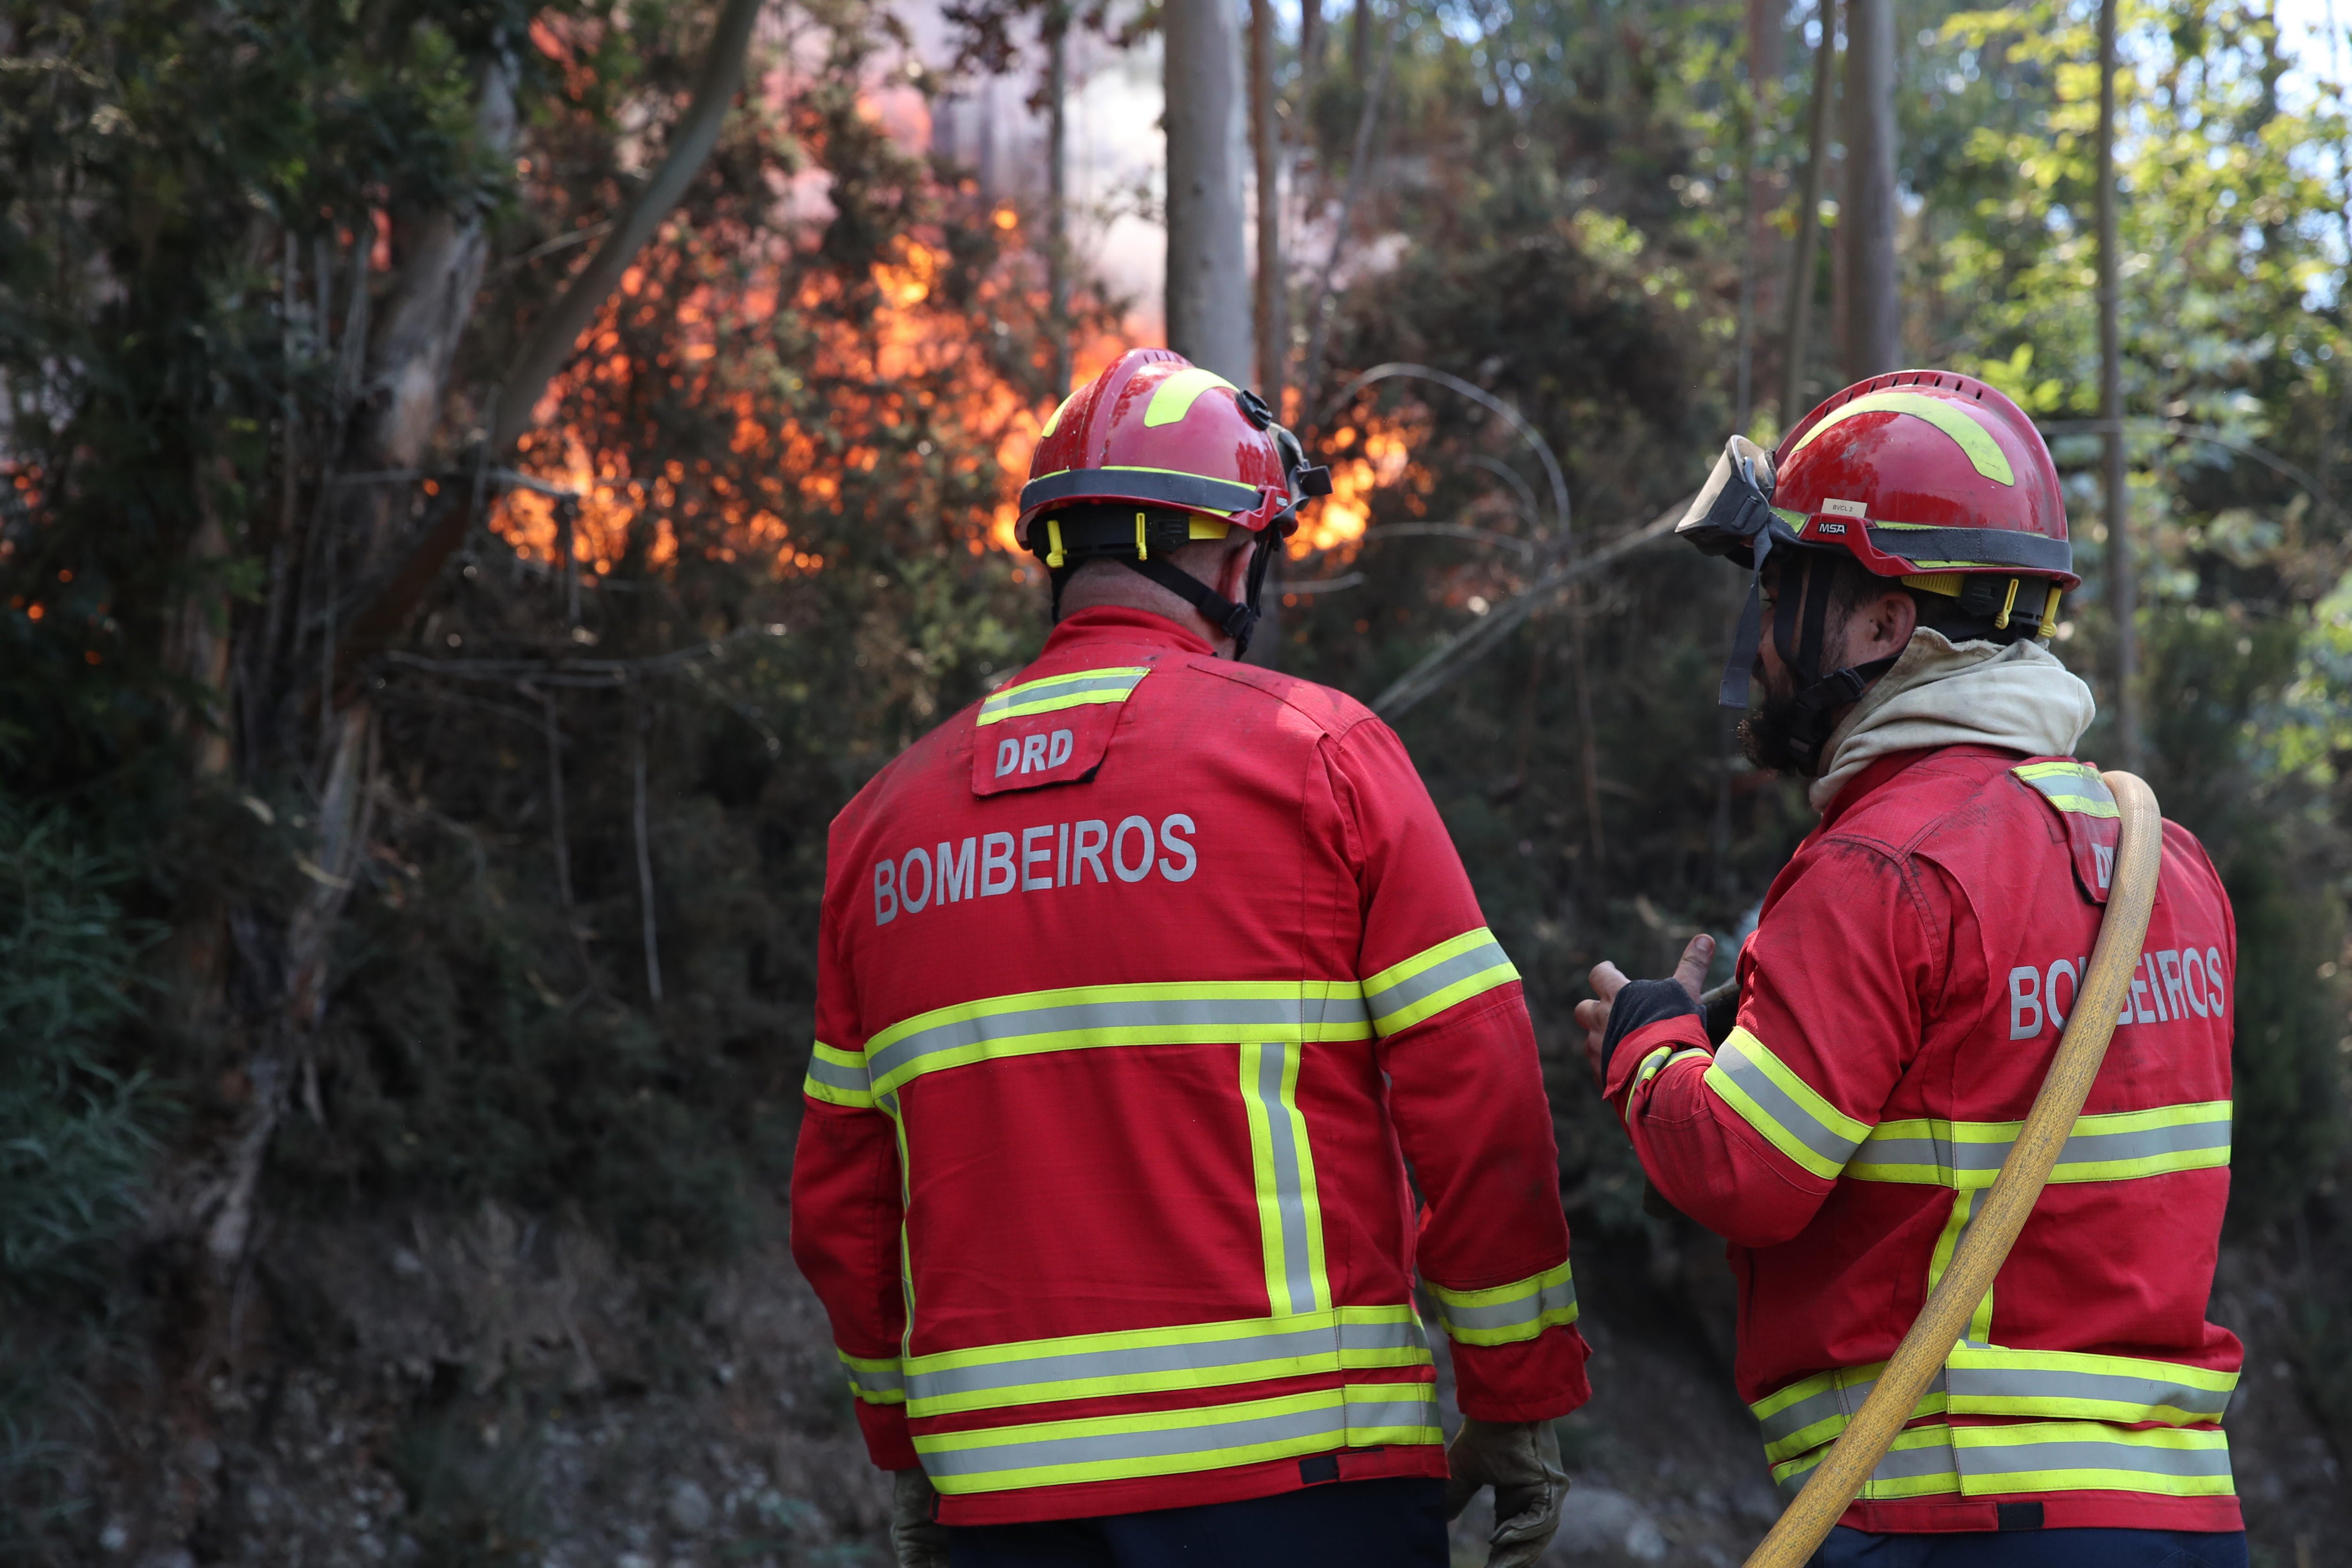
[791,349,1589,1568]
[1576,373,2246,1568]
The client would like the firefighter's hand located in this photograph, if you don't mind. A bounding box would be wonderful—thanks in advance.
[890,1468,950,1568]
[1574,933,1714,1084]
[1445,1417,1570,1568]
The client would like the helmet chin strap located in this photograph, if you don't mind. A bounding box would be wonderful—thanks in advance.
[1039,505,1286,657]
[1760,551,1903,775]
[1114,546,1269,655]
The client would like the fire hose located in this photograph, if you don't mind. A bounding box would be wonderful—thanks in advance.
[1739,770,2166,1568]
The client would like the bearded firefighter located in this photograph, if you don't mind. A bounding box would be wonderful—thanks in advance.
[791,349,1587,1568]
[1576,372,2246,1568]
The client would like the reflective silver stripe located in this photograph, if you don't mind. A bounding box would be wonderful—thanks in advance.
[805,1054,871,1096]
[1253,1041,1323,1314]
[1427,1264,1577,1345]
[1433,1278,1575,1335]
[1756,1369,1948,1462]
[1851,1106,2234,1186]
[1362,934,1515,1033]
[977,667,1149,725]
[916,1387,1441,1488]
[1954,1425,2233,1489]
[867,987,1370,1091]
[840,1358,905,1405]
[1776,1429,1957,1502]
[906,1315,1426,1408]
[1949,1363,2232,1421]
[1711,1035,1868,1169]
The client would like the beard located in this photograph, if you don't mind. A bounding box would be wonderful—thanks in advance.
[1736,684,1824,776]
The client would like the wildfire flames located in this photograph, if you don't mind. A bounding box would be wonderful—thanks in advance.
[490,52,1406,584]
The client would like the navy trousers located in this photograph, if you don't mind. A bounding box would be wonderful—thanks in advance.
[1812,1524,2250,1568]
[945,1477,1449,1567]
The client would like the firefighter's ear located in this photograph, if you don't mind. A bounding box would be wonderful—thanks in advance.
[1213,535,1256,606]
[1849,583,1919,663]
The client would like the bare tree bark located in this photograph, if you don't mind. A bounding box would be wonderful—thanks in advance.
[1164,0,1254,380]
[1779,0,1837,422]
[2098,0,2140,770]
[1046,1,1073,394]
[1840,0,1899,378]
[1251,0,1286,402]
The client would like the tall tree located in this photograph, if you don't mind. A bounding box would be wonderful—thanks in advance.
[2097,0,2140,769]
[1782,0,1841,420]
[1165,0,1253,378]
[1251,0,1287,402]
[1048,0,1074,393]
[1841,0,1899,377]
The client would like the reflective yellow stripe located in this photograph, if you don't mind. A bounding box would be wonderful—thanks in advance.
[1702,1028,1873,1180]
[1772,1421,2234,1502]
[803,1040,875,1108]
[839,1349,906,1406]
[1848,1101,2234,1187]
[1360,928,1520,1036]
[1951,1421,2233,1497]
[902,1305,1429,1418]
[1622,1045,1709,1127]
[1241,1041,1329,1316]
[1788,391,2016,485]
[1773,1421,1961,1501]
[1944,1346,2237,1426]
[914,1382,1442,1494]
[1426,1260,1578,1347]
[976,666,1152,726]
[865,980,1372,1096]
[2012,759,2120,818]
[1752,1361,1949,1465]
[1925,1188,1996,1344]
[1142,366,1241,428]
[1754,1351,2238,1467]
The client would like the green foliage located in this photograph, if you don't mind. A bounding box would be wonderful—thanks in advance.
[0,806,156,1300]
[0,804,157,1552]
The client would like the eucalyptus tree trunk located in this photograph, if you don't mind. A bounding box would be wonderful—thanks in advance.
[1047,1,1073,394]
[1165,0,1253,380]
[1250,0,1286,402]
[1840,0,1899,378]
[1781,0,1839,421]
[2098,0,2140,770]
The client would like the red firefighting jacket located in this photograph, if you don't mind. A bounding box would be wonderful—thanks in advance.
[790,606,1590,1526]
[1605,744,2242,1535]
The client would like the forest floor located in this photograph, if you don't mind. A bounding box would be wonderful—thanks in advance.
[72,1196,2349,1568]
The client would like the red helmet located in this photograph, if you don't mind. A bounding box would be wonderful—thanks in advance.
[1017,349,1303,538]
[1677,370,2076,755]
[1769,370,2077,591]
[1015,349,1327,655]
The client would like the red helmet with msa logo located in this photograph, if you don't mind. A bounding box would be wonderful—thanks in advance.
[1017,349,1328,656]
[1677,369,2076,765]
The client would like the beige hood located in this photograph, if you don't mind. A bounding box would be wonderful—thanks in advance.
[1808,628,2097,813]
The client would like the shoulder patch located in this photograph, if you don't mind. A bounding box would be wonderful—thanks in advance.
[971,665,1149,796]
[2012,759,2119,904]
